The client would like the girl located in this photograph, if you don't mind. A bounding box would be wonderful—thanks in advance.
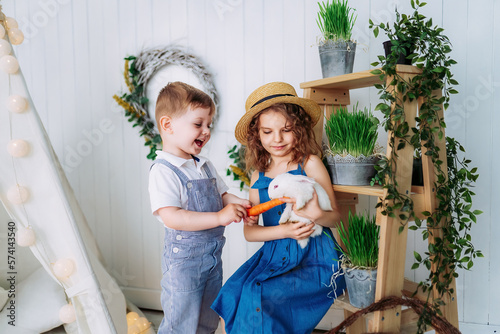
[212,82,346,334]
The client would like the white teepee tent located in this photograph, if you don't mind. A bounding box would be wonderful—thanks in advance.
[0,9,153,334]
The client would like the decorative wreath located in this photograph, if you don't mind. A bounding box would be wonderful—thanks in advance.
[113,46,220,160]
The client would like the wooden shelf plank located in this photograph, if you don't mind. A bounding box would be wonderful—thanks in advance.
[332,294,373,320]
[333,184,424,197]
[300,65,422,90]
[301,69,381,90]
[403,278,429,303]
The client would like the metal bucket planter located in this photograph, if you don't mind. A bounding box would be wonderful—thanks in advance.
[343,266,377,309]
[326,154,380,186]
[318,40,356,78]
[383,40,414,65]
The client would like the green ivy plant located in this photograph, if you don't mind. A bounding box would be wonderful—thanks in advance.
[369,0,482,332]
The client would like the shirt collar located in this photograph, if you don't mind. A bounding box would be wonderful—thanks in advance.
[155,150,207,168]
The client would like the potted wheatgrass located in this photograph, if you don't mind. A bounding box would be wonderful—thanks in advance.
[324,104,380,185]
[316,0,357,77]
[337,212,379,308]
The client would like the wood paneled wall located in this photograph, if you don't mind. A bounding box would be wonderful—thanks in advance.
[2,0,498,329]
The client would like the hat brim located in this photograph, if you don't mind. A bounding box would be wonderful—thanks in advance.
[234,96,321,145]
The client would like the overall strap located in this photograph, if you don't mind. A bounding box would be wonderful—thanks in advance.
[201,163,214,179]
[151,159,190,184]
[297,157,307,176]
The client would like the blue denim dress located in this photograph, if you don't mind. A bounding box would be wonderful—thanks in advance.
[153,159,226,334]
[212,166,345,334]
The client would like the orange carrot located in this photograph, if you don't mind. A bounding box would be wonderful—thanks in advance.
[247,197,288,216]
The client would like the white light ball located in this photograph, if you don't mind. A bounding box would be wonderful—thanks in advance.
[7,139,30,157]
[7,185,30,204]
[59,304,76,323]
[135,317,150,331]
[8,28,24,45]
[16,227,36,247]
[0,39,12,57]
[126,312,139,326]
[127,324,140,334]
[7,95,28,113]
[5,17,19,29]
[0,55,19,73]
[0,25,5,39]
[53,258,75,279]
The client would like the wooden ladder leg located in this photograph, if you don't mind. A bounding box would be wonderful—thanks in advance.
[344,309,366,334]
[419,92,459,330]
[372,70,419,333]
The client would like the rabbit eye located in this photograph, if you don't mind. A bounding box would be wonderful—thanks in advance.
[273,185,278,189]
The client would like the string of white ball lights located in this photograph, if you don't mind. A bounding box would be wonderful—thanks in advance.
[0,10,78,326]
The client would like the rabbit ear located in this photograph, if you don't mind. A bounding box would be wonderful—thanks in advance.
[293,175,316,184]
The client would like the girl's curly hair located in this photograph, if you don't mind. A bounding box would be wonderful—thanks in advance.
[245,103,322,173]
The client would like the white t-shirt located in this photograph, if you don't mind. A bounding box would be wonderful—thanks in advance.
[148,151,229,223]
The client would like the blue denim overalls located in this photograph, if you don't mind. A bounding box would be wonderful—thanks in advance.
[153,158,226,334]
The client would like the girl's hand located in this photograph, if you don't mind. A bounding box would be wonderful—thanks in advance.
[243,215,259,225]
[281,221,316,240]
[218,203,247,226]
[239,200,259,225]
[280,191,323,222]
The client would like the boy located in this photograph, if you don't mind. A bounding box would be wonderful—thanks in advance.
[149,82,253,333]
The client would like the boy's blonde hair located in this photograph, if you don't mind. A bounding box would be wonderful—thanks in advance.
[155,81,215,129]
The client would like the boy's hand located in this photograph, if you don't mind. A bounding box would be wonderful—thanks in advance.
[280,221,315,240]
[218,203,247,226]
[240,200,259,225]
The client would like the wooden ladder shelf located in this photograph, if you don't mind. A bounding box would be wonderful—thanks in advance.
[300,65,459,333]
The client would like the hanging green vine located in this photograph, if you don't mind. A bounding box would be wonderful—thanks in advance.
[369,0,482,332]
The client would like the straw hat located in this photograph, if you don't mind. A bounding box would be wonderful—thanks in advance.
[234,82,321,145]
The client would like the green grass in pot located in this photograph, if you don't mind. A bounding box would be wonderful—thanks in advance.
[317,0,357,42]
[325,104,379,157]
[338,212,379,268]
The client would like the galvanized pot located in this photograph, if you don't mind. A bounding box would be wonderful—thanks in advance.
[318,40,356,78]
[326,154,380,186]
[343,266,377,309]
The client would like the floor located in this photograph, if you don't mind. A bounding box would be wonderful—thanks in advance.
[46,308,330,333]
[140,308,330,333]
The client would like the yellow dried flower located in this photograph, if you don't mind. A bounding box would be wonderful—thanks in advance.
[124,59,134,93]
[229,165,250,186]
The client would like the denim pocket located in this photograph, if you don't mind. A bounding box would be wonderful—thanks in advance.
[193,189,223,213]
[210,238,226,277]
[166,243,202,292]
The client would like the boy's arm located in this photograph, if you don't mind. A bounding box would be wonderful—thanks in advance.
[157,204,247,231]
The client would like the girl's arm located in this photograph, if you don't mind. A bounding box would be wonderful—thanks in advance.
[297,154,341,228]
[243,170,316,242]
[222,192,250,206]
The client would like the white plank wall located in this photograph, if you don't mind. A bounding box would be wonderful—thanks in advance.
[2,0,498,330]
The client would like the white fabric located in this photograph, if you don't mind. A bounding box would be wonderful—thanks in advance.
[149,150,229,222]
[0,286,8,312]
[0,267,66,333]
[0,43,127,333]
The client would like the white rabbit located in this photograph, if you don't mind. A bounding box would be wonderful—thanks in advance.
[268,173,333,248]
